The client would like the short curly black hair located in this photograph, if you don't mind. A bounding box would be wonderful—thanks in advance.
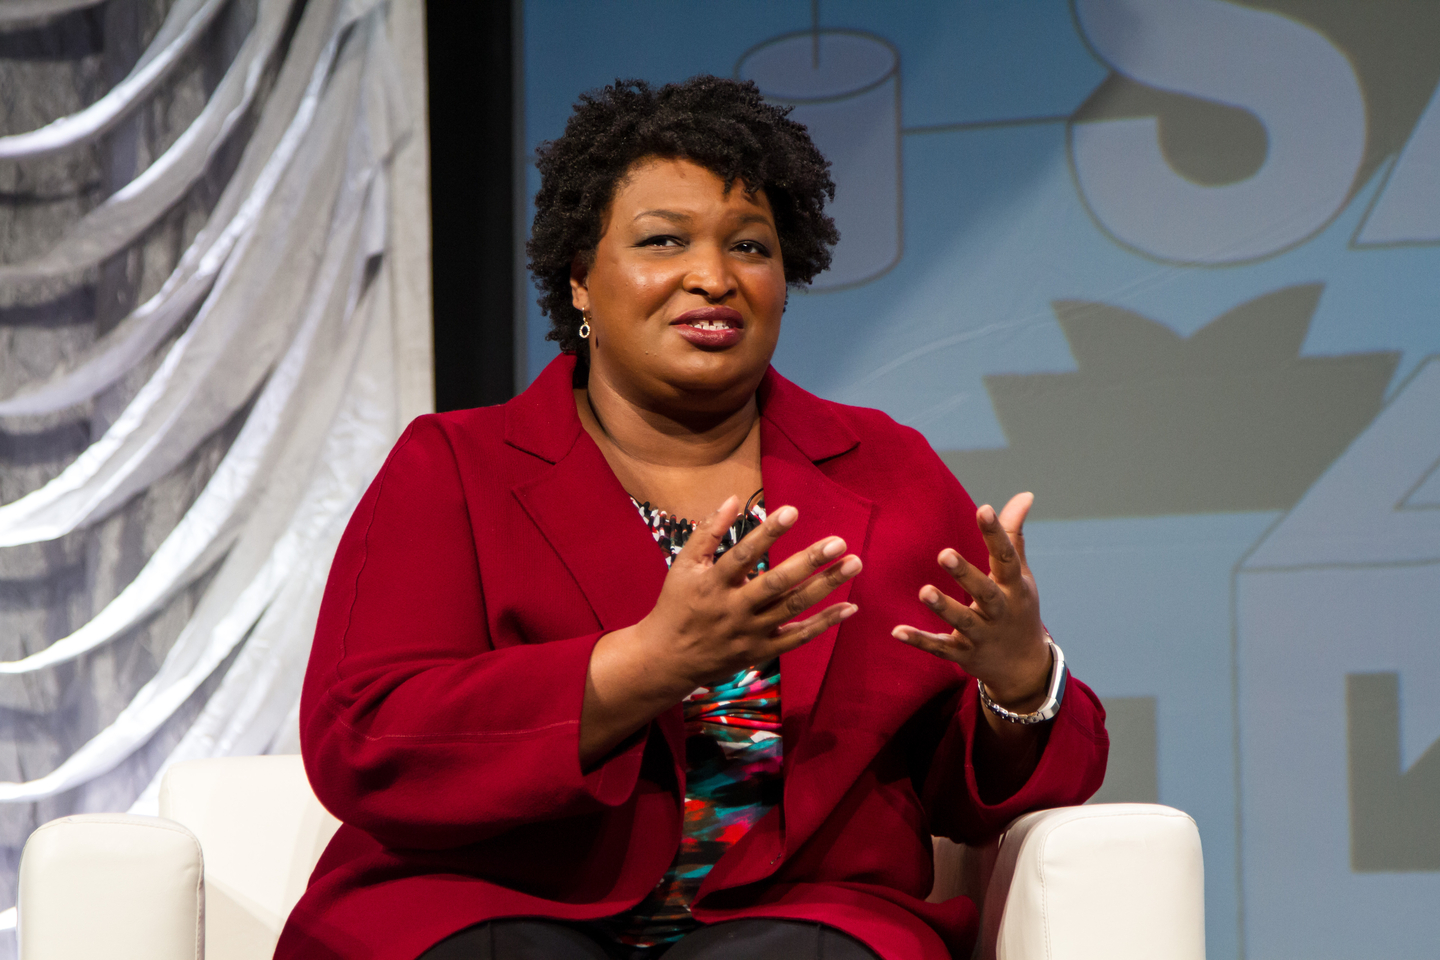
[526,75,839,354]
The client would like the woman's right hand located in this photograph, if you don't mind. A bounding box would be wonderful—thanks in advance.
[644,495,861,688]
[580,496,861,766]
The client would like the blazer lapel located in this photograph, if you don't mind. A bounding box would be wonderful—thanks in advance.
[506,358,682,764]
[754,371,877,860]
[505,356,670,633]
[765,426,873,741]
[766,437,875,859]
[512,435,670,635]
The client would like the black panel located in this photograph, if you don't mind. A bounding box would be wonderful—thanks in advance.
[426,0,516,410]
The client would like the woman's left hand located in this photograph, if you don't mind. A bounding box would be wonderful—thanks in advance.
[892,492,1053,712]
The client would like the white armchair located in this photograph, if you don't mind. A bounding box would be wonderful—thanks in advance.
[16,756,1204,960]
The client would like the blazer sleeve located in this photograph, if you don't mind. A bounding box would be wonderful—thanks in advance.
[299,416,649,850]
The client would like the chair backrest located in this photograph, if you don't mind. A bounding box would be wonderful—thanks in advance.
[159,756,339,960]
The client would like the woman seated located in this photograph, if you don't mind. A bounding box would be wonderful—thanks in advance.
[276,75,1107,960]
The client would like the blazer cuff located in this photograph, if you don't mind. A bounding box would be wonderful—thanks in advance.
[923,675,1109,843]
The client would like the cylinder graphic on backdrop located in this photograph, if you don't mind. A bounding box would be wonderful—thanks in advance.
[738,30,902,291]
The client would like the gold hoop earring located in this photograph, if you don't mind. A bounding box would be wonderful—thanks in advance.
[578,309,591,340]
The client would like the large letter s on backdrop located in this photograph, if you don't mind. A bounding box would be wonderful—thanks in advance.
[1070,0,1366,264]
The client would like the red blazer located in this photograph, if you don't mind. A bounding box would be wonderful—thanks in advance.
[276,355,1108,960]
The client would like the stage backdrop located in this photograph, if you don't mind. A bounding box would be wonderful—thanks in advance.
[521,2,1440,958]
[0,0,431,953]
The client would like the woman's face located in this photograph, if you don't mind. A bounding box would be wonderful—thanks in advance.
[570,157,787,413]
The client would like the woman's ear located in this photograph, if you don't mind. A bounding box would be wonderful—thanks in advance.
[569,254,590,313]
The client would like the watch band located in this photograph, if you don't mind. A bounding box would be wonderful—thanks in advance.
[977,637,1067,725]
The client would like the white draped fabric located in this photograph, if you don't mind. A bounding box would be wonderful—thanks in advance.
[0,0,432,947]
[0,0,232,161]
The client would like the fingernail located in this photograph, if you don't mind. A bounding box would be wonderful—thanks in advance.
[839,556,862,576]
[839,603,858,620]
[892,627,913,643]
[920,586,941,606]
[822,537,845,559]
[939,551,960,570]
[776,506,798,526]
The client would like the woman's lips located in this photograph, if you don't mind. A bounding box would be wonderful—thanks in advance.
[671,307,744,349]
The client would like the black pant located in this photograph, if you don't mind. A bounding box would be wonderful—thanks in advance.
[418,919,881,960]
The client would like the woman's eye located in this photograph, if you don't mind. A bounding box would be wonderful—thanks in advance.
[734,240,771,256]
[638,234,682,248]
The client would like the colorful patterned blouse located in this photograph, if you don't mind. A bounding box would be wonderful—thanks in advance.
[590,492,782,956]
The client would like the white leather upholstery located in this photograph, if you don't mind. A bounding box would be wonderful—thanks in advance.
[18,813,203,960]
[980,803,1206,960]
[159,756,340,960]
[18,759,1204,960]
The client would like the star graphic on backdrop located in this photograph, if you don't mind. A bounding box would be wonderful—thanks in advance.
[941,284,1398,518]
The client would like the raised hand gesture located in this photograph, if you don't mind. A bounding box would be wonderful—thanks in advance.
[638,495,862,687]
[581,496,860,765]
[891,492,1053,713]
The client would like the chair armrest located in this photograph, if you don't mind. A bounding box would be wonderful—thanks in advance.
[18,814,204,960]
[979,803,1205,960]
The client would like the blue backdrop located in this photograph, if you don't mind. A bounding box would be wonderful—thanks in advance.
[521,3,1440,956]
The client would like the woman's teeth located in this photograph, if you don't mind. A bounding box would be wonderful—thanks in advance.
[689,319,732,330]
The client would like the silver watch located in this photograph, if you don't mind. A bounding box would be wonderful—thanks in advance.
[976,638,1067,725]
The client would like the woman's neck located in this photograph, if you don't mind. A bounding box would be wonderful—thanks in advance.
[575,374,763,521]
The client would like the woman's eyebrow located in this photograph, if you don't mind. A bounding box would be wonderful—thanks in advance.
[631,210,774,228]
[633,209,691,224]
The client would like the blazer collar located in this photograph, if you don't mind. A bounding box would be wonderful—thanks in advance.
[503,354,585,464]
[754,364,860,464]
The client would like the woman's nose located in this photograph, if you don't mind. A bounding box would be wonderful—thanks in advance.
[682,246,736,301]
